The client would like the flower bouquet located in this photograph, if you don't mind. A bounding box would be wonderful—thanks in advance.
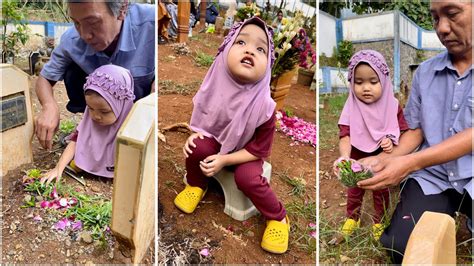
[334,157,373,187]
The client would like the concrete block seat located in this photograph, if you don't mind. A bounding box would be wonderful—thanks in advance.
[184,161,272,221]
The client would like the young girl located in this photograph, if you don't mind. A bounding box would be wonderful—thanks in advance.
[173,17,289,254]
[41,64,135,184]
[336,50,408,240]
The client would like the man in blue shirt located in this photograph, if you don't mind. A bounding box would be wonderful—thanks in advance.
[35,1,155,149]
[358,1,472,263]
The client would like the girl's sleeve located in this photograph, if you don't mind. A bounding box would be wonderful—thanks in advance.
[69,130,79,142]
[338,124,350,138]
[397,105,409,131]
[244,114,276,158]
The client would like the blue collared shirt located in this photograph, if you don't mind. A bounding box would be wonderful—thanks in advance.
[41,4,155,100]
[405,51,473,198]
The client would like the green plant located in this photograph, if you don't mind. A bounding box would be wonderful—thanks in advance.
[277,171,307,197]
[336,40,353,67]
[1,0,30,58]
[194,51,214,67]
[59,120,76,135]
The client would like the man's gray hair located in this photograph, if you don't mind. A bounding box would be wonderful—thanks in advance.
[67,1,130,17]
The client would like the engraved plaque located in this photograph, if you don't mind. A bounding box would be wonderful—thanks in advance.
[1,93,27,132]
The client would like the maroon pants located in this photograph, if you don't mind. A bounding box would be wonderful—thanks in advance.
[185,136,286,221]
[346,186,390,223]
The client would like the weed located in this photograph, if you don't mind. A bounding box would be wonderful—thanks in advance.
[194,51,214,67]
[165,180,175,188]
[277,171,306,197]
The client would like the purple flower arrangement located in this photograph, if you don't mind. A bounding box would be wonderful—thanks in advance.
[334,157,373,187]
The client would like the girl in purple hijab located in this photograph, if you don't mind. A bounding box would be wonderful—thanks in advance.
[335,50,408,241]
[174,17,289,254]
[41,64,134,182]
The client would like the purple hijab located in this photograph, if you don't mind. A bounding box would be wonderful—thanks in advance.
[190,17,276,154]
[74,64,135,178]
[338,50,400,153]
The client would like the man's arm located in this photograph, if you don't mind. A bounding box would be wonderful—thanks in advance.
[34,76,59,150]
[358,128,472,190]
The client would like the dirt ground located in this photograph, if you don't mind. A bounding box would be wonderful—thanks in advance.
[157,33,316,264]
[1,76,154,264]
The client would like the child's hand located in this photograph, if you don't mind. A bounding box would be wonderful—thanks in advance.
[199,154,227,177]
[380,137,394,153]
[333,156,349,176]
[183,132,205,158]
[40,167,61,186]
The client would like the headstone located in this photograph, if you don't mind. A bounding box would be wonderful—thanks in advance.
[111,93,156,264]
[402,211,456,265]
[0,64,34,176]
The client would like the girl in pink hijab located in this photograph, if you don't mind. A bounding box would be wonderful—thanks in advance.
[335,50,408,241]
[41,64,134,182]
[174,17,289,254]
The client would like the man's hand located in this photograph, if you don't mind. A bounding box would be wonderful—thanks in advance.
[183,132,204,158]
[357,155,415,190]
[35,103,60,150]
[380,137,394,153]
[199,154,227,177]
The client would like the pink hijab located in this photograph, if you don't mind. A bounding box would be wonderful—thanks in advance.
[190,17,276,154]
[74,64,135,178]
[338,50,400,153]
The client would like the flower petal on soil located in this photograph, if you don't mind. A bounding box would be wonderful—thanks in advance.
[51,187,59,199]
[199,248,210,257]
[309,231,317,238]
[40,201,49,209]
[71,220,83,231]
[54,218,70,231]
[308,222,316,228]
[59,198,68,207]
[33,215,43,222]
[276,111,317,147]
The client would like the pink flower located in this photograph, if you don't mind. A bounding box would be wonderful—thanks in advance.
[33,215,43,222]
[309,231,317,238]
[40,201,49,209]
[59,198,68,207]
[71,220,82,231]
[199,248,210,257]
[53,218,70,231]
[351,162,363,172]
[50,187,59,199]
[308,222,316,229]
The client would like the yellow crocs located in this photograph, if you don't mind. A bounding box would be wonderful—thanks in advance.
[174,185,206,214]
[69,160,82,173]
[261,216,290,254]
[372,223,384,240]
[341,218,360,237]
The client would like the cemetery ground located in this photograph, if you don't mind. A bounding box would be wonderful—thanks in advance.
[318,94,473,264]
[1,77,154,264]
[158,33,316,264]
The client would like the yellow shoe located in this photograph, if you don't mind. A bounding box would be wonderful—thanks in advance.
[341,218,360,237]
[174,185,206,214]
[372,223,384,240]
[261,216,290,254]
[69,160,82,173]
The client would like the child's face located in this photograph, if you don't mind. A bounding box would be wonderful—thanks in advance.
[227,24,268,84]
[353,63,382,104]
[85,92,117,126]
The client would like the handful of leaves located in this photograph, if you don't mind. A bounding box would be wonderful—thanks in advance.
[334,157,373,187]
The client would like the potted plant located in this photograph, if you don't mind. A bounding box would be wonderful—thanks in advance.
[271,12,315,110]
[1,0,30,64]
